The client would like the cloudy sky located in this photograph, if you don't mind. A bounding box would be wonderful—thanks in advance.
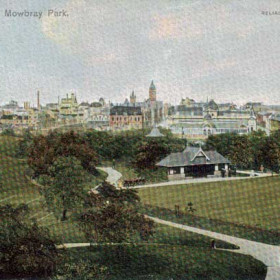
[0,0,280,106]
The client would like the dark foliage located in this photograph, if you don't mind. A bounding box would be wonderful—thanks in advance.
[0,204,61,278]
[77,182,154,243]
[28,130,99,176]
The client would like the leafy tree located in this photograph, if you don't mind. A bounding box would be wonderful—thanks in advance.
[1,128,15,136]
[39,156,89,221]
[0,204,61,278]
[260,131,280,173]
[205,133,253,169]
[28,130,99,176]
[248,130,267,170]
[16,129,33,158]
[77,182,154,243]
[134,139,170,170]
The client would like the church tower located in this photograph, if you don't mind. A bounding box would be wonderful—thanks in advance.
[130,90,136,104]
[149,80,156,102]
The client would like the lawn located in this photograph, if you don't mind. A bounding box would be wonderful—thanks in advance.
[138,176,280,238]
[61,245,266,280]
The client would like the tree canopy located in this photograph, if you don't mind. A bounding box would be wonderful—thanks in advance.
[39,156,89,221]
[28,130,99,176]
[205,130,280,172]
[0,204,61,278]
[77,182,154,243]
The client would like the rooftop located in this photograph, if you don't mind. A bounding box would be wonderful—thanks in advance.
[157,146,230,167]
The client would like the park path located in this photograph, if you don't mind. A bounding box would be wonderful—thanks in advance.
[148,216,280,280]
[97,167,122,187]
[133,173,271,189]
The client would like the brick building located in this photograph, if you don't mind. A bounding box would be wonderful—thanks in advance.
[109,106,143,131]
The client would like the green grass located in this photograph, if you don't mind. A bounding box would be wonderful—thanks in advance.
[138,176,280,231]
[61,245,266,280]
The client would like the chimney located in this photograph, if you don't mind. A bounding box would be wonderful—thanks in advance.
[37,91,40,110]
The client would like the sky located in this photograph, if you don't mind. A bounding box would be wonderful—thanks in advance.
[0,0,280,106]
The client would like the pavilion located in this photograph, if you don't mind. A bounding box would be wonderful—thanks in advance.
[146,126,164,137]
[156,146,230,181]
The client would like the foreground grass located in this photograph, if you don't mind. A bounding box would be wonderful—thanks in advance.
[138,176,280,232]
[60,245,266,280]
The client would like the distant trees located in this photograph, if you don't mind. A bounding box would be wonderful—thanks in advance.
[205,133,253,169]
[205,130,280,172]
[39,156,89,221]
[259,131,280,173]
[77,182,154,243]
[84,128,185,164]
[0,204,61,278]
[134,139,170,170]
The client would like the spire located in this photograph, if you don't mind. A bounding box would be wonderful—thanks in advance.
[149,80,156,90]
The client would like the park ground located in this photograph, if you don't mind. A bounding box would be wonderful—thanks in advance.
[0,135,273,279]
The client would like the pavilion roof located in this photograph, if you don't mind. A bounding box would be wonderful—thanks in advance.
[146,127,164,137]
[156,146,230,167]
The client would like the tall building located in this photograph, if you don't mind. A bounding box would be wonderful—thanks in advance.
[59,93,78,115]
[109,106,143,131]
[168,99,257,138]
[149,80,157,102]
[130,91,136,104]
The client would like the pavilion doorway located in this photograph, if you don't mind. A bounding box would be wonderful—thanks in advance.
[185,164,215,178]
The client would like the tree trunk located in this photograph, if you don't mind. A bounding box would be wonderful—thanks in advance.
[61,209,67,221]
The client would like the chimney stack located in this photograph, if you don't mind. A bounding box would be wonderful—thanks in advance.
[37,90,40,110]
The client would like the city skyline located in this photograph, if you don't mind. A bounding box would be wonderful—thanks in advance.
[1,0,280,106]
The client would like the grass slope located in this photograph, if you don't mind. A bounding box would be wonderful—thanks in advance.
[138,176,280,231]
[62,245,266,280]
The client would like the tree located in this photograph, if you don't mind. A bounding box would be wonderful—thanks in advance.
[205,133,253,169]
[134,139,170,170]
[0,204,61,278]
[16,129,33,158]
[77,182,154,243]
[28,130,99,177]
[248,130,267,170]
[1,128,15,136]
[260,131,280,173]
[40,156,89,221]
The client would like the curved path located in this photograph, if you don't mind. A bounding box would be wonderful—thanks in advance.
[97,167,122,187]
[133,175,272,189]
[148,216,280,280]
